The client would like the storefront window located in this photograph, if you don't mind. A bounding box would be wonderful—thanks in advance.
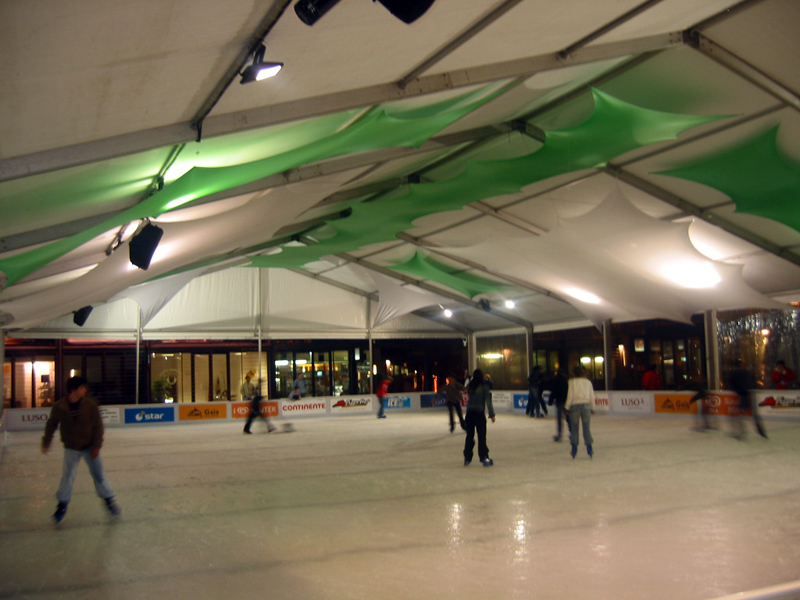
[230,351,268,400]
[476,334,527,389]
[212,354,228,401]
[332,351,349,396]
[151,353,184,404]
[355,347,370,394]
[313,351,331,396]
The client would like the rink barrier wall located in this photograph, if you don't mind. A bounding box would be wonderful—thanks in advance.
[3,389,800,432]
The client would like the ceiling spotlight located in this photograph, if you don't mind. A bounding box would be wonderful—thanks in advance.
[478,299,491,312]
[239,44,283,84]
[443,309,453,318]
[129,222,164,270]
[504,299,516,309]
[377,0,436,24]
[294,0,436,26]
[73,306,93,327]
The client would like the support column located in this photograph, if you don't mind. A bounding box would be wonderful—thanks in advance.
[526,325,534,379]
[603,320,614,391]
[705,309,720,390]
[467,332,476,375]
[135,309,142,404]
[0,332,5,414]
[367,297,373,393]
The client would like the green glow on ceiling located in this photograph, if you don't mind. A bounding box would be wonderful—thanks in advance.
[390,252,511,298]
[249,88,727,289]
[657,126,800,232]
[0,83,507,288]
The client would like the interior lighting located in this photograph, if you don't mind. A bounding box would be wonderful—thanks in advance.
[761,329,771,336]
[565,288,601,304]
[504,299,516,309]
[239,44,283,84]
[483,353,503,359]
[661,260,721,289]
[595,357,604,363]
[443,309,453,318]
[580,356,591,364]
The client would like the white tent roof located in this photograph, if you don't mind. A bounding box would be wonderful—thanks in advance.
[2,0,799,337]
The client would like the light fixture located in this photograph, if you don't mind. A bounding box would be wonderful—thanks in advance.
[504,299,516,309]
[478,299,491,312]
[294,0,436,26]
[660,260,721,289]
[239,44,283,84]
[73,306,93,327]
[443,309,453,318]
[129,221,164,270]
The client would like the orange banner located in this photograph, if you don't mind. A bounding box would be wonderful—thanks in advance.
[178,403,228,421]
[654,393,697,415]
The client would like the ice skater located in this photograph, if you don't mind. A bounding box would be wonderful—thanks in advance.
[463,369,495,467]
[728,359,767,440]
[547,369,570,442]
[444,373,466,433]
[565,366,595,459]
[244,384,276,434]
[376,375,392,418]
[41,376,121,524]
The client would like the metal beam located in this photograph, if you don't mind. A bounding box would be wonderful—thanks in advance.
[0,32,683,183]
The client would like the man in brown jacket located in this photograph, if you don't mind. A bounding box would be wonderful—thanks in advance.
[42,376,121,524]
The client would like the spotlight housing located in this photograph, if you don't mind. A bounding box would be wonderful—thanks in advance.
[377,0,436,24]
[129,222,164,270]
[294,0,340,25]
[239,44,283,84]
[73,306,93,327]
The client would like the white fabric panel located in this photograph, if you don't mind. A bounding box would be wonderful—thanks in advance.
[145,268,258,332]
[370,272,446,328]
[262,269,367,331]
[370,299,459,334]
[33,297,140,334]
[111,267,206,326]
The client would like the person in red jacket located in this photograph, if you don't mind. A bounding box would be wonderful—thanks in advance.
[376,375,392,419]
[642,364,662,390]
[41,376,121,524]
[771,360,797,390]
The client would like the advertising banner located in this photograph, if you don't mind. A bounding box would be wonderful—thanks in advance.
[385,395,411,410]
[124,406,175,424]
[654,392,697,415]
[331,396,373,413]
[755,390,800,413]
[491,391,512,409]
[3,408,50,431]
[594,392,610,412]
[99,406,120,425]
[231,401,279,419]
[420,393,447,409]
[513,393,528,410]
[703,392,749,417]
[279,399,327,417]
[178,403,228,422]
[610,392,652,414]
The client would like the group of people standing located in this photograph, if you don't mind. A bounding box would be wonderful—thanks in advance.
[527,366,596,457]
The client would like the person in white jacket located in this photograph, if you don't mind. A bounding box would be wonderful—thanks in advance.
[565,366,595,459]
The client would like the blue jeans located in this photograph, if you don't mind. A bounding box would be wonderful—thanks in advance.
[57,448,115,504]
[569,404,593,447]
[377,396,386,417]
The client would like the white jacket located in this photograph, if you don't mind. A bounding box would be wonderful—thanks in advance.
[565,377,595,410]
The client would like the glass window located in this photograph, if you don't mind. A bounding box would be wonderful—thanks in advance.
[33,359,56,407]
[195,355,210,402]
[332,350,349,396]
[230,351,267,400]
[476,333,527,389]
[212,354,228,401]
[313,351,331,396]
[3,361,11,409]
[355,347,371,394]
[14,362,29,408]
[152,353,184,404]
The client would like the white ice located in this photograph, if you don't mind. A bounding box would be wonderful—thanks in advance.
[1,412,799,600]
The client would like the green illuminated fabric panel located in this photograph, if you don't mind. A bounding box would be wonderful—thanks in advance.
[390,252,511,298]
[0,83,506,287]
[250,88,726,283]
[657,126,800,232]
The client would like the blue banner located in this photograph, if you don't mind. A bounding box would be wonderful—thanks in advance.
[420,393,447,408]
[124,406,175,424]
[385,395,411,409]
[513,393,529,410]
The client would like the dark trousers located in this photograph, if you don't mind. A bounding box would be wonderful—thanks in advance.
[244,399,267,432]
[447,402,465,430]
[555,402,571,438]
[463,410,489,462]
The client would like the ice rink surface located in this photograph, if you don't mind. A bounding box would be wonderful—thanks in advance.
[1,411,799,600]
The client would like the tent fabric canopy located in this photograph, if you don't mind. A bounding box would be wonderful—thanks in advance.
[2,0,800,337]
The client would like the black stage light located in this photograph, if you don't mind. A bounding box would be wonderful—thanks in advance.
[479,299,491,312]
[377,0,436,24]
[129,223,164,270]
[294,0,341,25]
[73,306,93,327]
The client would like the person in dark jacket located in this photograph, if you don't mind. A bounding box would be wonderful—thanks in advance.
[547,369,570,441]
[41,376,120,524]
[526,366,546,418]
[463,369,495,467]
[729,359,767,440]
[444,374,466,433]
[244,380,276,434]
